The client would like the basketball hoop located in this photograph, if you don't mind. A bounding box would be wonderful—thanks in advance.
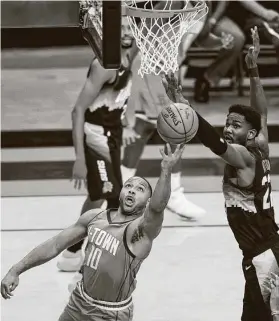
[122,0,208,77]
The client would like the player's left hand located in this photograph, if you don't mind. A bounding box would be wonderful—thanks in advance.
[160,143,185,171]
[122,127,141,147]
[245,26,260,69]
[161,73,189,105]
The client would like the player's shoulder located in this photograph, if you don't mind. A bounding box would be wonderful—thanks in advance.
[77,208,105,227]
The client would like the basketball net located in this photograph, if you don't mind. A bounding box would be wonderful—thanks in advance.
[123,0,208,77]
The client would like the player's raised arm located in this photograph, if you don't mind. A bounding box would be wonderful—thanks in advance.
[0,209,101,300]
[126,144,185,259]
[245,26,269,155]
[162,73,255,169]
[71,60,114,189]
[143,144,185,237]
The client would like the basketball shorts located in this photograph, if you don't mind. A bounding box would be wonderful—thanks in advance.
[58,282,134,321]
[241,241,279,321]
[84,122,122,205]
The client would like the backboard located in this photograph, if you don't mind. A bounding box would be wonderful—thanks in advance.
[79,0,122,69]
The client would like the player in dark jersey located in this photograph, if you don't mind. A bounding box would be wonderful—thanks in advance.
[1,143,185,321]
[57,13,136,273]
[162,27,278,321]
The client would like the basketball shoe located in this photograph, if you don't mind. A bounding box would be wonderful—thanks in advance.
[167,187,206,220]
[57,249,84,272]
[57,236,89,272]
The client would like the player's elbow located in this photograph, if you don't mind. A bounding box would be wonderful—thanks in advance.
[144,212,164,240]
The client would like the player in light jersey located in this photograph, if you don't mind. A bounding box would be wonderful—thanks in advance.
[162,27,279,321]
[121,53,206,220]
[1,143,185,321]
[57,12,136,272]
[121,0,234,220]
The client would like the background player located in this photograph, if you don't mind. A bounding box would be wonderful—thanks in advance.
[121,0,233,220]
[1,143,185,321]
[121,53,206,220]
[162,27,279,321]
[57,13,135,273]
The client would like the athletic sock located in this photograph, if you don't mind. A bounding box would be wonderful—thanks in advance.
[171,172,181,192]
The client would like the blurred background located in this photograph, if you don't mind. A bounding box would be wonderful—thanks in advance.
[2,0,279,197]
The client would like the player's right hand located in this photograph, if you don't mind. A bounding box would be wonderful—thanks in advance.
[1,270,19,299]
[72,158,87,190]
[122,127,140,147]
[160,143,185,171]
[161,73,189,105]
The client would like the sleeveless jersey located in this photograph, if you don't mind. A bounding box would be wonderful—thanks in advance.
[223,147,278,255]
[81,210,143,302]
[84,59,132,128]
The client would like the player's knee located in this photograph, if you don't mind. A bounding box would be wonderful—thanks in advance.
[231,30,245,52]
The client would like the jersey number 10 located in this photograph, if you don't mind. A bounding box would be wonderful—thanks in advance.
[86,245,102,270]
[262,174,273,210]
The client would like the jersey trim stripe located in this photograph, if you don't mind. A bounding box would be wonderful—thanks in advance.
[123,223,136,259]
[77,281,133,311]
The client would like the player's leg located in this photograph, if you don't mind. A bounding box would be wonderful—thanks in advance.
[195,17,245,102]
[241,248,279,321]
[121,115,157,182]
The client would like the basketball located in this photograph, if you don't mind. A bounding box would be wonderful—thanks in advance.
[157,102,199,144]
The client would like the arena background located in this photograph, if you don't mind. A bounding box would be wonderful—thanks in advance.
[1,2,279,321]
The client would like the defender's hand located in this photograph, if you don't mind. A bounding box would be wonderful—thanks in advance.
[245,26,260,69]
[72,158,87,190]
[160,143,185,170]
[122,127,140,147]
[161,73,189,105]
[1,270,19,299]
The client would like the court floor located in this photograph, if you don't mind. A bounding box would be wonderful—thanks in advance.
[2,193,279,321]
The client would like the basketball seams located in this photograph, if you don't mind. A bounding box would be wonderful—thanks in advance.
[159,112,184,135]
[174,104,187,143]
[187,112,198,138]
[157,103,199,144]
